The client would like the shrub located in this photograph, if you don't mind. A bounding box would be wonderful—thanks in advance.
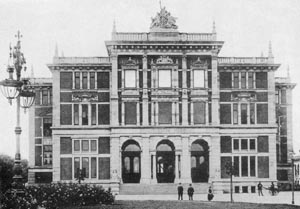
[0,183,114,209]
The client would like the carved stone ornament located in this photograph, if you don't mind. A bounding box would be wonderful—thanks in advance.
[192,57,208,68]
[124,57,137,66]
[150,7,178,29]
[232,91,256,102]
[156,56,173,65]
[72,91,98,102]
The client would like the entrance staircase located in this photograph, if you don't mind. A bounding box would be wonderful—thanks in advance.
[119,183,210,195]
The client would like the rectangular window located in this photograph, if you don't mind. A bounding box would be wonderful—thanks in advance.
[242,186,248,193]
[241,72,246,89]
[82,104,89,125]
[250,139,256,150]
[125,70,136,88]
[35,118,42,137]
[91,157,97,178]
[256,92,268,102]
[241,156,248,177]
[221,157,232,178]
[82,72,88,89]
[250,103,255,124]
[98,92,110,102]
[193,102,205,124]
[194,70,205,88]
[125,102,137,125]
[250,156,256,177]
[60,137,72,154]
[82,157,89,178]
[75,72,80,89]
[91,140,97,152]
[258,156,269,178]
[60,104,72,125]
[139,71,143,88]
[60,92,72,102]
[90,72,95,89]
[98,104,110,125]
[233,72,239,88]
[257,104,268,124]
[42,90,48,105]
[61,158,72,180]
[248,72,253,89]
[187,71,191,88]
[147,71,152,88]
[43,118,52,137]
[159,69,171,88]
[98,137,110,154]
[241,104,247,124]
[208,71,212,88]
[257,136,269,152]
[43,145,52,165]
[256,72,268,89]
[74,157,80,178]
[178,71,182,88]
[221,136,232,153]
[74,140,80,151]
[233,103,238,124]
[82,140,89,151]
[281,89,287,104]
[158,102,172,124]
[35,146,42,166]
[98,157,110,179]
[220,104,231,124]
[91,104,96,125]
[97,72,110,89]
[220,72,232,89]
[234,156,239,177]
[241,139,248,150]
[60,72,73,89]
[208,103,211,124]
[220,92,231,102]
[233,139,239,150]
[35,90,40,105]
[74,104,79,125]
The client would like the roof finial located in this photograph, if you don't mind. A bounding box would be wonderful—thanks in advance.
[268,41,273,58]
[55,43,58,57]
[212,20,216,34]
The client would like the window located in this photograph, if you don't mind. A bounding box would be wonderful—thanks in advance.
[74,104,79,125]
[98,104,110,125]
[43,145,52,165]
[233,139,239,150]
[159,69,171,88]
[256,72,268,89]
[91,140,97,152]
[73,139,97,153]
[97,72,110,89]
[220,136,232,153]
[257,136,269,153]
[248,72,253,89]
[250,156,256,176]
[74,157,80,178]
[43,118,52,137]
[234,156,239,176]
[98,157,110,179]
[233,103,238,124]
[75,72,80,89]
[241,72,246,89]
[242,186,248,193]
[98,137,110,154]
[82,140,89,151]
[60,137,72,154]
[250,103,255,124]
[241,139,248,150]
[42,90,48,105]
[220,104,231,124]
[91,104,97,125]
[250,139,256,150]
[90,72,95,89]
[220,72,232,89]
[35,146,42,166]
[194,70,205,88]
[158,102,172,124]
[74,140,80,151]
[281,89,287,104]
[61,158,72,180]
[233,72,239,88]
[91,157,97,178]
[133,157,140,173]
[82,104,89,125]
[193,102,205,124]
[241,104,247,124]
[60,104,72,125]
[257,104,268,124]
[125,102,137,125]
[241,156,248,176]
[125,70,136,88]
[60,72,72,89]
[221,156,232,178]
[82,72,88,89]
[82,157,89,178]
[258,156,269,178]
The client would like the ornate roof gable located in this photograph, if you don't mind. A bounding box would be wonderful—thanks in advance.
[150,7,178,30]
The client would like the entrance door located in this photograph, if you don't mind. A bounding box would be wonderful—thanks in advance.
[156,140,175,183]
[191,140,209,182]
[122,140,141,183]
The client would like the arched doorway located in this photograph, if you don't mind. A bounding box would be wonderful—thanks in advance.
[156,140,175,183]
[191,139,209,182]
[122,140,141,183]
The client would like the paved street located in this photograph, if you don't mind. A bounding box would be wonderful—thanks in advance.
[116,191,300,206]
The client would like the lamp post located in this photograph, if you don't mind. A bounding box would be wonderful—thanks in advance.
[289,152,295,205]
[0,31,35,193]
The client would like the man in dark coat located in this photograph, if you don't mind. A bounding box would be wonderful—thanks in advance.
[257,181,263,196]
[187,184,194,200]
[208,186,214,201]
[177,183,183,200]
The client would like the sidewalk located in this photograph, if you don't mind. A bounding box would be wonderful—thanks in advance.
[116,191,300,206]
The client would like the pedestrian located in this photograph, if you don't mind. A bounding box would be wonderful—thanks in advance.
[177,182,183,200]
[257,181,263,196]
[207,186,214,201]
[270,182,275,196]
[187,184,194,200]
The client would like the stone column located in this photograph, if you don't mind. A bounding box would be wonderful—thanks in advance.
[111,54,119,126]
[155,102,159,125]
[205,102,209,125]
[136,102,140,125]
[181,136,191,183]
[175,153,180,183]
[121,102,125,126]
[141,136,151,184]
[211,54,219,125]
[209,135,220,182]
[182,55,188,125]
[190,102,194,125]
[172,102,176,125]
[142,55,149,125]
[152,153,157,183]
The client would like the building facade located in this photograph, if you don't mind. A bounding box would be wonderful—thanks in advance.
[28,8,296,194]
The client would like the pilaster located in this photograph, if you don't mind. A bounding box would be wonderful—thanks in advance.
[181,136,191,183]
[141,136,151,183]
[110,54,119,126]
[211,54,219,125]
[268,70,276,125]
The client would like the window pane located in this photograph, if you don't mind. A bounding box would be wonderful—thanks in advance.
[220,104,231,124]
[60,104,72,125]
[257,104,268,124]
[74,104,79,125]
[82,104,89,125]
[98,104,110,125]
[220,136,232,153]
[194,70,204,88]
[220,72,232,89]
[234,156,239,177]
[125,70,136,88]
[82,72,88,89]
[60,137,72,154]
[60,92,72,102]
[256,72,268,89]
[35,146,42,166]
[98,137,110,154]
[99,157,110,179]
[194,102,205,124]
[74,140,80,151]
[178,71,182,88]
[60,72,73,89]
[250,103,255,124]
[82,140,89,151]
[241,104,247,124]
[250,139,255,150]
[248,72,253,89]
[35,118,42,137]
[91,157,97,178]
[159,70,171,88]
[125,102,137,125]
[241,156,248,177]
[208,71,212,88]
[221,157,232,178]
[257,136,269,152]
[233,103,238,124]
[233,139,239,150]
[281,89,287,104]
[241,139,248,150]
[191,156,196,168]
[250,156,256,177]
[91,104,96,125]
[220,92,231,102]
[158,102,172,124]
[42,90,48,105]
[98,92,110,102]
[256,92,268,102]
[97,72,110,89]
[241,72,246,89]
[133,157,140,173]
[124,157,130,174]
[74,157,80,178]
[61,158,72,180]
[233,72,239,88]
[258,156,269,178]
[75,72,80,89]
[82,157,89,178]
[90,72,95,89]
[91,140,97,151]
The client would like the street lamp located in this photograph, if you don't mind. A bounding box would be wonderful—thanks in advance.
[0,31,35,193]
[289,152,295,205]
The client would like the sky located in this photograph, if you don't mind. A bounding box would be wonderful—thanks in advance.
[0,0,299,160]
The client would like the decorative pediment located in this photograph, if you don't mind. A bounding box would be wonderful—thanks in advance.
[156,56,173,65]
[124,57,137,66]
[150,7,178,30]
[232,91,256,102]
[72,91,98,102]
[192,57,208,68]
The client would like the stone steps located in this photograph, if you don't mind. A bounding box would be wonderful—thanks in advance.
[119,183,211,195]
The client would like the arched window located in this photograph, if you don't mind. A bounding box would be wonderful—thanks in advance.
[133,157,140,173]
[124,157,130,174]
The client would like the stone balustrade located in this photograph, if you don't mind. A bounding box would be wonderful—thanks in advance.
[218,57,270,64]
[53,57,110,64]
